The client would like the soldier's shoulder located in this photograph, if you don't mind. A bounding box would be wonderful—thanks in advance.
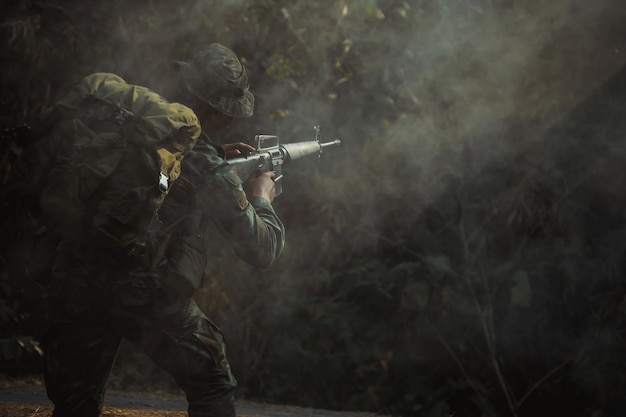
[184,140,227,176]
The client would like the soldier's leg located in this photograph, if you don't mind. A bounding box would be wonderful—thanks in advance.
[42,244,123,417]
[43,323,121,417]
[133,299,237,417]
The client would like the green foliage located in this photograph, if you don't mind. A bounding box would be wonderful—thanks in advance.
[2,1,626,416]
[0,336,43,372]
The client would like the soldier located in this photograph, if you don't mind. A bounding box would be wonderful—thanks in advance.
[42,44,285,417]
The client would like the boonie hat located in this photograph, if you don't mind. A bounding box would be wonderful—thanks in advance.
[177,43,254,118]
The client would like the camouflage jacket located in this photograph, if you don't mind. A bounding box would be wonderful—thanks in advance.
[154,136,285,299]
[47,135,284,305]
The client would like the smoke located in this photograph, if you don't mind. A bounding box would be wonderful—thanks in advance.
[335,0,626,175]
[3,0,626,410]
[273,0,626,247]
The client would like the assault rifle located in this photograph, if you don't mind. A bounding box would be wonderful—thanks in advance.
[227,125,341,196]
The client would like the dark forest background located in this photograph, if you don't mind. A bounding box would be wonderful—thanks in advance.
[2,1,626,416]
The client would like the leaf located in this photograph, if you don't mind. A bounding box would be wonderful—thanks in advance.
[424,255,453,275]
[401,281,430,312]
[363,4,384,19]
[511,271,532,307]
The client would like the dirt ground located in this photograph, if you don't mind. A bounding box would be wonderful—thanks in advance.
[0,376,388,417]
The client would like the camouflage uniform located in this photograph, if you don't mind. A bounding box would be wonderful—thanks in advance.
[43,137,285,417]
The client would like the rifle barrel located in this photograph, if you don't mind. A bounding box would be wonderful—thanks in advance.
[320,139,341,148]
[281,139,341,161]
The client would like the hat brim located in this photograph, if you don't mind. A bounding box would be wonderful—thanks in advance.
[178,61,254,118]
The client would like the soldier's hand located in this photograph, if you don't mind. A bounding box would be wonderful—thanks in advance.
[245,171,276,203]
[222,142,255,159]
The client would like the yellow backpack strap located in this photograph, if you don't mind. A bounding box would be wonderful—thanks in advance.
[155,147,183,193]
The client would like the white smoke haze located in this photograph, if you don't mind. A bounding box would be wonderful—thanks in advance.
[2,0,626,412]
[301,0,626,239]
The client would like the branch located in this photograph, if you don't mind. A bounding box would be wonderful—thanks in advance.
[517,355,575,407]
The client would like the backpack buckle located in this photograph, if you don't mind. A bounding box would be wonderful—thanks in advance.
[114,108,132,125]
[158,172,169,193]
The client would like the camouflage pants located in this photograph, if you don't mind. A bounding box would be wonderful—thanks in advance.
[42,244,237,417]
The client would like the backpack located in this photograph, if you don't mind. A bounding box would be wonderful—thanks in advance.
[38,72,201,249]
